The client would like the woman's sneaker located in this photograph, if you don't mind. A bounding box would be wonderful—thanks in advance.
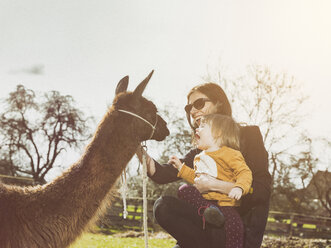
[203,205,225,228]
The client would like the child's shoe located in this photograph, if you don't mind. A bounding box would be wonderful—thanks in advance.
[203,205,225,228]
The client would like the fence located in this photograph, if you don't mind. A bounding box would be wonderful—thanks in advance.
[101,198,331,239]
[0,174,34,186]
[99,198,159,233]
[266,211,331,239]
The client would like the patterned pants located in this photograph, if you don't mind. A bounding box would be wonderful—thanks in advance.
[178,184,244,248]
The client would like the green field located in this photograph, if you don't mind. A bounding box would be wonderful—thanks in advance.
[70,233,176,248]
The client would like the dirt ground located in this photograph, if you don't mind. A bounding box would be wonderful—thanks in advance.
[261,236,331,248]
[114,231,331,248]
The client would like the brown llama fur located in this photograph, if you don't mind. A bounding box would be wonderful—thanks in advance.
[0,71,169,248]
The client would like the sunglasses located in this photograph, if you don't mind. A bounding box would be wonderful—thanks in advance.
[184,98,211,114]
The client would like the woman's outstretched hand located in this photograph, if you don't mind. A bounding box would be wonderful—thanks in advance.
[136,145,156,176]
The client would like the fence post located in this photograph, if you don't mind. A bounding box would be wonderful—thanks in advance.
[288,214,295,238]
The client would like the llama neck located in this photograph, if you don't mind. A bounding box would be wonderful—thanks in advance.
[15,110,142,247]
[52,110,140,220]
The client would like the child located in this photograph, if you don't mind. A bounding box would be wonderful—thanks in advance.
[169,114,252,248]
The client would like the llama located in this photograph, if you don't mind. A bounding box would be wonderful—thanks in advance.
[0,70,169,248]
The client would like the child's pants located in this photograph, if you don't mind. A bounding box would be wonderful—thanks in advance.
[178,184,244,248]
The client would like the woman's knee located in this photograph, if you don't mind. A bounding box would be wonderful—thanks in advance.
[177,184,199,199]
[153,196,174,224]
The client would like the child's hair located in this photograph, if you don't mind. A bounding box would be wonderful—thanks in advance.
[201,114,240,150]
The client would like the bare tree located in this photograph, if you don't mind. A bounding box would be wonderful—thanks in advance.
[286,137,331,216]
[0,85,92,184]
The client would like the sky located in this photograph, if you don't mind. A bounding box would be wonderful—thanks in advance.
[0,0,330,178]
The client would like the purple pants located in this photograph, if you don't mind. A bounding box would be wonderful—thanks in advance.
[178,184,244,248]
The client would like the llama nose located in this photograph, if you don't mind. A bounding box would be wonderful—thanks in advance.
[162,119,170,135]
[151,116,169,141]
[165,126,170,136]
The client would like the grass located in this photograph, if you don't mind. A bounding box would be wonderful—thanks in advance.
[70,233,176,248]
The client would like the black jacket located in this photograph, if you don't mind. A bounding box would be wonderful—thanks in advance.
[149,125,272,210]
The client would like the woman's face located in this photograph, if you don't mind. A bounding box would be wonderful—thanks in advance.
[188,91,217,127]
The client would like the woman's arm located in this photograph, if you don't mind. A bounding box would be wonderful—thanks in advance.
[135,145,181,184]
[194,174,235,195]
[136,144,237,189]
[136,146,200,184]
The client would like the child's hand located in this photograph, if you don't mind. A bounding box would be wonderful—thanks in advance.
[168,155,183,171]
[228,187,243,200]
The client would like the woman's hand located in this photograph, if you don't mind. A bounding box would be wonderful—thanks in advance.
[193,174,215,193]
[194,174,235,194]
[136,145,156,176]
[168,155,183,171]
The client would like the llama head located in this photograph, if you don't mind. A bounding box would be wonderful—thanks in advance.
[113,70,169,142]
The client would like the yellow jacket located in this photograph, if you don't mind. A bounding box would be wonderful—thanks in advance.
[177,146,252,207]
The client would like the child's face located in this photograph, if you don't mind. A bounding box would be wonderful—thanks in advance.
[195,122,218,150]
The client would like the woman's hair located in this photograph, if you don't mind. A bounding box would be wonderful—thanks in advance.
[202,114,240,150]
[186,83,232,129]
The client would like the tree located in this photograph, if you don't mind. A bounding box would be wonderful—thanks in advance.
[279,137,331,216]
[0,85,92,184]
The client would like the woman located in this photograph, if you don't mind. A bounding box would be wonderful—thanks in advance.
[136,83,271,248]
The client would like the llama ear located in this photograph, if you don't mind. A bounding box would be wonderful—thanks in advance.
[132,70,154,97]
[115,75,129,95]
